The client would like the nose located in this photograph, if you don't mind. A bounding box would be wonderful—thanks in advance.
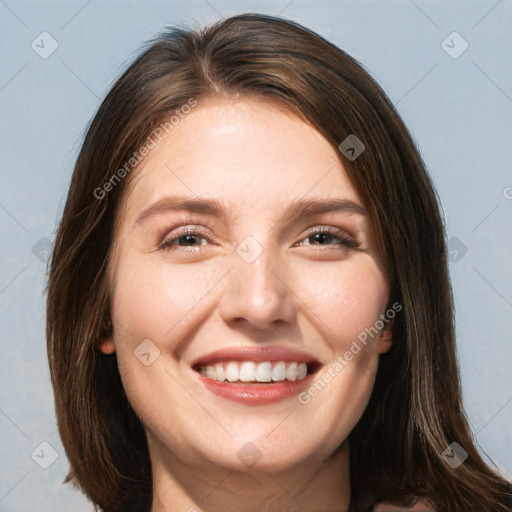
[218,242,296,333]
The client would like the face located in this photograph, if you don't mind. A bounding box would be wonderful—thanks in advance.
[102,97,393,474]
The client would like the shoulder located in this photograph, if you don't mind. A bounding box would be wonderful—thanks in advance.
[373,498,436,511]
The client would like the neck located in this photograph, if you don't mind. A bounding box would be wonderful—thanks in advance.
[148,435,351,512]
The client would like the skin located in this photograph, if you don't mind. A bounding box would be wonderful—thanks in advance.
[100,97,393,512]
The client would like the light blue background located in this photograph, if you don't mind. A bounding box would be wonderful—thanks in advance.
[1,1,511,510]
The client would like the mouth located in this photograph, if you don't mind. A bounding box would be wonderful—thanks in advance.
[195,360,314,383]
[191,346,321,404]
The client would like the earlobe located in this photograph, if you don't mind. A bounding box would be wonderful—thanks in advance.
[97,315,115,354]
[377,318,394,354]
[98,338,116,354]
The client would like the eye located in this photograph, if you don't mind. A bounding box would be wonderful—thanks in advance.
[159,227,213,252]
[295,227,359,250]
[159,226,359,254]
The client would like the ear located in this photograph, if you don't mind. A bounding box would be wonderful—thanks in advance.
[376,317,394,355]
[98,337,115,354]
[97,314,115,354]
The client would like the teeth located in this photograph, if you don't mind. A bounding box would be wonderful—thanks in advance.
[271,361,286,381]
[239,361,256,382]
[286,362,297,381]
[255,361,272,382]
[199,361,309,383]
[214,363,226,382]
[297,362,307,380]
[226,361,239,382]
[206,365,216,379]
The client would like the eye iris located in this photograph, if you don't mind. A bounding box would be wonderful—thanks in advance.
[180,234,198,246]
[313,232,331,244]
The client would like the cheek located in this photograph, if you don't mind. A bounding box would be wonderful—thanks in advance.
[110,255,230,444]
[290,260,387,447]
[111,253,227,348]
[297,257,388,348]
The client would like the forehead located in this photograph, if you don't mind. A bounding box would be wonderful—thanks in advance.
[119,97,361,223]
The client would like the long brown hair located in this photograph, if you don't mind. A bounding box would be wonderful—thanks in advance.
[46,13,511,512]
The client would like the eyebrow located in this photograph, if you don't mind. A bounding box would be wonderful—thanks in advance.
[134,194,368,227]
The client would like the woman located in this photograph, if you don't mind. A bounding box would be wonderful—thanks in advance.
[46,13,511,512]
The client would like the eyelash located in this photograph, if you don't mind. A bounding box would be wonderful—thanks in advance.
[158,226,359,253]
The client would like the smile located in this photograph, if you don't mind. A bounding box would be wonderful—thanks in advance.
[191,346,321,404]
[199,360,309,383]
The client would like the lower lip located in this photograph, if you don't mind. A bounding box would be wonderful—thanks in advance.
[197,373,315,405]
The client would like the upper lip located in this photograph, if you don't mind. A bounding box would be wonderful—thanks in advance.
[191,346,322,368]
